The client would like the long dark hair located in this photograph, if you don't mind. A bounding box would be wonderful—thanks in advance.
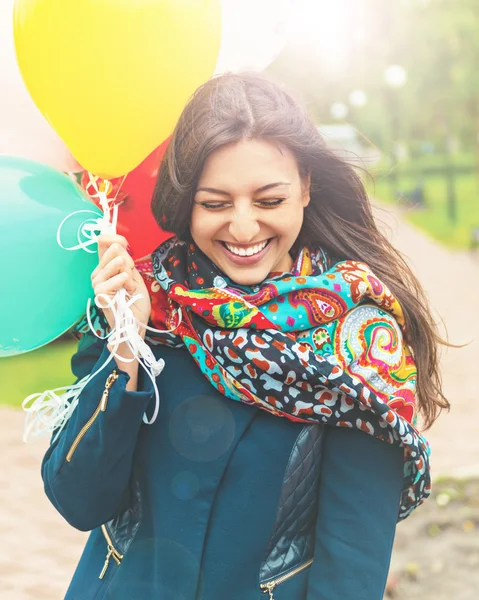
[151,72,449,429]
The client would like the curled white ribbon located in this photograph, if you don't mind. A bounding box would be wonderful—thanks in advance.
[23,174,176,443]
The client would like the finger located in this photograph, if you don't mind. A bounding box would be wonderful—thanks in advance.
[124,272,138,296]
[92,255,131,287]
[97,234,129,249]
[97,234,129,261]
[96,242,131,272]
[94,272,129,299]
[94,242,134,276]
[130,268,149,293]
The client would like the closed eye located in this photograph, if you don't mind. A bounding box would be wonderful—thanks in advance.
[256,198,287,207]
[196,201,232,210]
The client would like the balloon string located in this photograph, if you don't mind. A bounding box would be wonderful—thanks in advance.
[23,174,172,443]
[112,173,128,203]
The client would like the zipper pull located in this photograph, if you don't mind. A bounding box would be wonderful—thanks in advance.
[100,371,118,412]
[100,389,109,412]
[99,547,114,579]
[263,583,276,600]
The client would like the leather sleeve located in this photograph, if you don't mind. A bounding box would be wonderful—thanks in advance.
[306,426,404,599]
[41,334,154,531]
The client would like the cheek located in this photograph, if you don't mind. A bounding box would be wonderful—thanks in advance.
[273,207,304,236]
[190,211,220,247]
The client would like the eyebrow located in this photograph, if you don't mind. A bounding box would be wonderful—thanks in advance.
[195,182,291,196]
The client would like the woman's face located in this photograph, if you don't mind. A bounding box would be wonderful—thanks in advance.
[190,138,310,286]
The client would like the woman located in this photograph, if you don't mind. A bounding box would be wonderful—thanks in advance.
[42,73,448,599]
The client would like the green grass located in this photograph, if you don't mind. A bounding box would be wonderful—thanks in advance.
[366,170,479,249]
[0,339,78,409]
[373,152,476,173]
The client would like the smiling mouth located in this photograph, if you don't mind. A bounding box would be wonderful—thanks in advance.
[221,239,272,257]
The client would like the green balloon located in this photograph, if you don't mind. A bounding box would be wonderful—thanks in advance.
[0,156,103,356]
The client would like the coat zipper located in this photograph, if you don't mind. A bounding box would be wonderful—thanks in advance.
[99,524,124,579]
[260,558,313,599]
[65,371,118,463]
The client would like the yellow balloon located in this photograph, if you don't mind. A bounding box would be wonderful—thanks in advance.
[14,0,221,178]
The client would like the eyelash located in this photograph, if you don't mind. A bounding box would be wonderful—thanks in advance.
[199,198,286,210]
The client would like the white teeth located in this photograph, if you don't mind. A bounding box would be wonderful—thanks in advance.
[224,240,268,256]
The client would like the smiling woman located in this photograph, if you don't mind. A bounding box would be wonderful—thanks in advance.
[41,72,447,600]
[190,139,310,285]
[152,73,447,433]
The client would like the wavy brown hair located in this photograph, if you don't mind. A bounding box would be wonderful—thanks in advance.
[151,72,449,429]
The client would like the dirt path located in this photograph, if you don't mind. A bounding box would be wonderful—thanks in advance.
[375,205,479,600]
[1,204,478,599]
[0,410,87,599]
[386,477,479,600]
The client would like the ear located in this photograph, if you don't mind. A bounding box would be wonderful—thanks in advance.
[301,171,311,208]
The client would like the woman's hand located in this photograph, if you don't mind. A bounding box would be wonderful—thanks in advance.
[91,234,151,336]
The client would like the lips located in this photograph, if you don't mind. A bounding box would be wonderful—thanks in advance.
[218,238,273,266]
[223,239,269,257]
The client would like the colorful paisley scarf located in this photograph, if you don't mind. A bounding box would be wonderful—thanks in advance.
[79,238,431,520]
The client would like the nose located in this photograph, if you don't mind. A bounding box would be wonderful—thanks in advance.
[228,208,260,243]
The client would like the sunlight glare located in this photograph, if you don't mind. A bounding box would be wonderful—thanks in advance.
[289,0,353,75]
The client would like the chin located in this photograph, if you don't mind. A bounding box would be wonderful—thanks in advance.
[223,267,271,287]
[230,275,265,286]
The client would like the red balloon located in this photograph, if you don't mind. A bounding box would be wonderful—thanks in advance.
[81,137,173,259]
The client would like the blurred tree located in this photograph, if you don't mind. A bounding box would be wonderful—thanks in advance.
[268,0,479,165]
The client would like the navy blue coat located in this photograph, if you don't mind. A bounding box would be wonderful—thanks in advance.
[42,334,403,599]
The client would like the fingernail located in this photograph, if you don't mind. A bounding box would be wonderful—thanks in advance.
[126,246,133,257]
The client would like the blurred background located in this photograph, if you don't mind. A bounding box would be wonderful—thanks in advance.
[268,0,479,251]
[1,1,478,599]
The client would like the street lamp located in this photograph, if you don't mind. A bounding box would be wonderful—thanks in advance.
[330,102,349,120]
[384,65,407,89]
[348,90,367,132]
[384,65,407,199]
[349,89,367,107]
